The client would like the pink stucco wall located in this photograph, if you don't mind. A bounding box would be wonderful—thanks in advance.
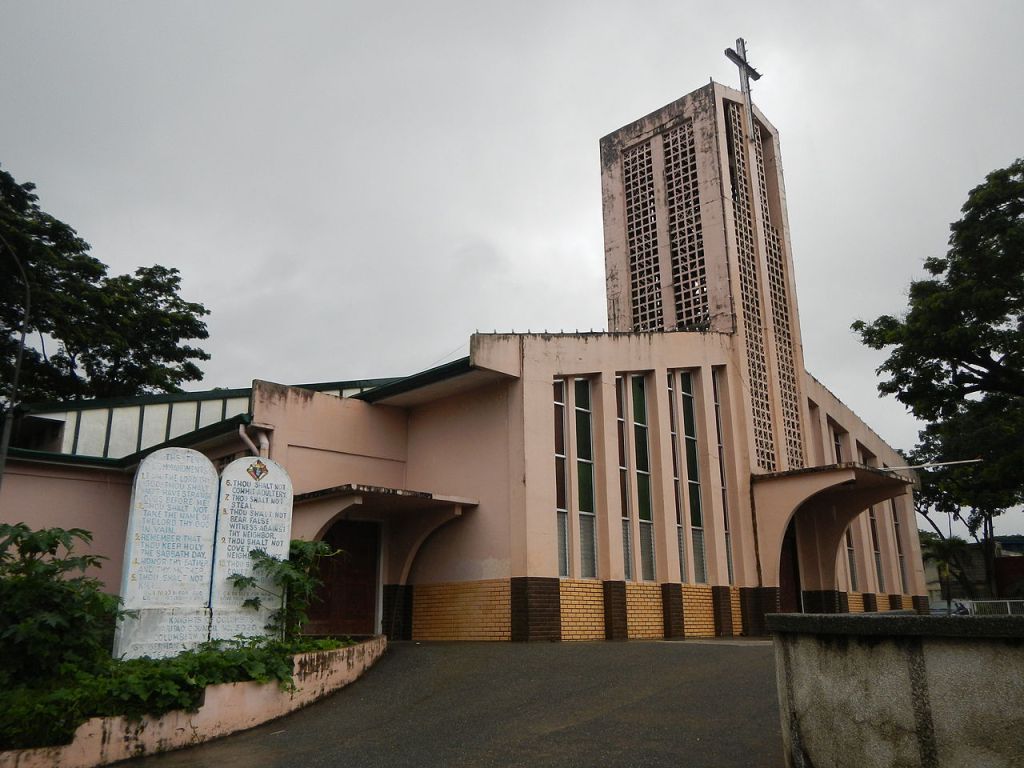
[404,380,513,583]
[464,331,924,597]
[252,381,409,495]
[0,329,926,614]
[503,331,741,583]
[801,375,925,596]
[0,462,132,592]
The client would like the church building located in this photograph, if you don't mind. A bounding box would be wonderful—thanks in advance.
[0,82,929,642]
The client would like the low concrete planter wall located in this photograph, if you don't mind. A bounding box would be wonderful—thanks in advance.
[768,614,1024,768]
[0,636,387,768]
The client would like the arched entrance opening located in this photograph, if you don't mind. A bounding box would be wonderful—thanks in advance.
[291,483,478,639]
[779,518,802,613]
[748,463,914,626]
[306,519,381,636]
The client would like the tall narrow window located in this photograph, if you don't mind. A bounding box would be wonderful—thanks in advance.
[869,508,885,592]
[832,427,843,463]
[553,381,569,577]
[667,373,687,581]
[616,376,633,581]
[575,378,597,578]
[845,529,859,592]
[890,498,909,594]
[858,447,873,468]
[680,371,707,583]
[712,369,734,584]
[632,375,656,581]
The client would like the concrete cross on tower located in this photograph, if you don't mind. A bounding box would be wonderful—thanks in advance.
[725,38,762,141]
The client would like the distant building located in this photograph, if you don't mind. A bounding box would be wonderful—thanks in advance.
[996,534,1024,556]
[0,82,928,641]
[923,537,1024,605]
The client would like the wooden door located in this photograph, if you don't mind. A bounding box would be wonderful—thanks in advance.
[306,520,380,636]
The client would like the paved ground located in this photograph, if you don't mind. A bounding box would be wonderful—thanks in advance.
[124,639,783,768]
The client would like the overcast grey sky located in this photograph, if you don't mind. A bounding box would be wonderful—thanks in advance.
[2,1,1022,533]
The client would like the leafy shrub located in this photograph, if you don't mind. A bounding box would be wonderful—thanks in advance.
[229,539,337,641]
[0,523,123,687]
[0,525,350,751]
[0,636,350,750]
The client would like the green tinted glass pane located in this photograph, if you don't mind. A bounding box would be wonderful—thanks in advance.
[685,436,699,480]
[682,393,696,436]
[555,456,567,510]
[689,482,703,527]
[576,409,592,461]
[637,473,652,521]
[577,461,594,514]
[634,425,649,471]
[680,371,694,396]
[554,403,565,455]
[574,378,590,410]
[619,469,629,517]
[632,376,646,424]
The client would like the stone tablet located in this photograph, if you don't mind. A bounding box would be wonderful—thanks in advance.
[209,456,293,639]
[112,607,211,660]
[113,447,219,658]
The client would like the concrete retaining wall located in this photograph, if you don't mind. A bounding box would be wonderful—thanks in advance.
[769,614,1024,768]
[0,636,387,768]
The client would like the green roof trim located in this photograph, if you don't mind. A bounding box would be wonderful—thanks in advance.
[5,447,128,469]
[147,412,252,455]
[25,378,402,414]
[25,387,254,414]
[7,413,252,471]
[292,378,403,392]
[354,357,473,403]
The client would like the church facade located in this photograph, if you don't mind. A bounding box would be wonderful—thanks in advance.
[0,83,928,642]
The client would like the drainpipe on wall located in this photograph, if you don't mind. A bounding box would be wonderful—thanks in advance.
[255,429,270,458]
[238,424,260,456]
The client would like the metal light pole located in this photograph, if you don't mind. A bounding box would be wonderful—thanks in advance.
[0,233,30,496]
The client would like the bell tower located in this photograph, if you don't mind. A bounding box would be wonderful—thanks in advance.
[599,75,808,472]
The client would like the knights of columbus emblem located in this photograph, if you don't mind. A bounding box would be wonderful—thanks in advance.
[247,459,269,482]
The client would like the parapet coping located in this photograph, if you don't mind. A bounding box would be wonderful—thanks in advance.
[0,637,387,768]
[766,613,1024,639]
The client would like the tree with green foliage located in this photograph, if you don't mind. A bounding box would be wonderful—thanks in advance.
[853,159,1024,595]
[852,159,1024,421]
[0,164,210,410]
[0,523,123,686]
[918,530,971,615]
[909,398,1024,595]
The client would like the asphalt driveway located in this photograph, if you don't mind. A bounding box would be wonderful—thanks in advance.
[124,639,782,768]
